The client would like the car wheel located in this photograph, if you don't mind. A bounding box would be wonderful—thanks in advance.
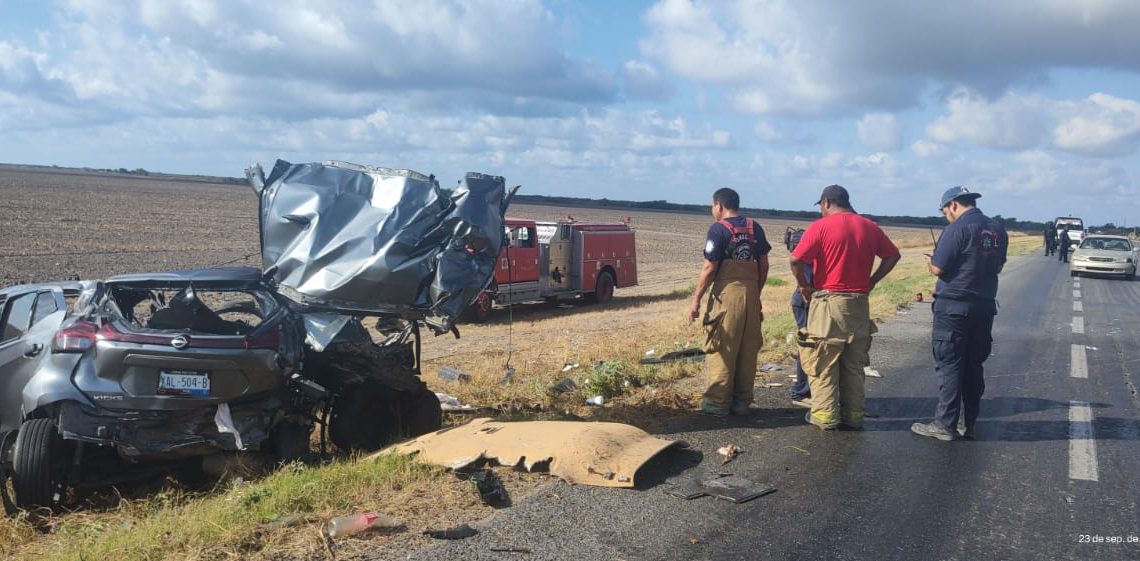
[401,383,442,438]
[267,422,313,465]
[12,419,70,511]
[329,381,401,453]
[591,271,615,304]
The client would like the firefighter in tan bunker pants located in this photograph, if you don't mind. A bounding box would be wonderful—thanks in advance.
[789,185,900,429]
[688,188,772,416]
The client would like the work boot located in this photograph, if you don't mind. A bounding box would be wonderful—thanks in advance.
[698,398,729,417]
[805,412,838,431]
[730,403,753,416]
[910,422,955,442]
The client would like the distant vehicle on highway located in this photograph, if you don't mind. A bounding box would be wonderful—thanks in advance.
[1055,216,1085,248]
[1070,235,1136,279]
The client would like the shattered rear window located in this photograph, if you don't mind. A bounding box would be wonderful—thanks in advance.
[107,286,276,336]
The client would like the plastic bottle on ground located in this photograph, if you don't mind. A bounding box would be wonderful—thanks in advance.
[326,512,400,538]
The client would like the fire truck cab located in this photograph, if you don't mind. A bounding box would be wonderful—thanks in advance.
[468,218,638,321]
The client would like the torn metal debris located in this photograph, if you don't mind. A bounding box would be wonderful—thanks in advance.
[638,348,706,365]
[385,417,678,488]
[249,159,516,334]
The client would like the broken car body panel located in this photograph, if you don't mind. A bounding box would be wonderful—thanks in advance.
[386,417,678,488]
[249,160,515,333]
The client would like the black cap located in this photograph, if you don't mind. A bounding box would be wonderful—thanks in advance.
[814,184,850,207]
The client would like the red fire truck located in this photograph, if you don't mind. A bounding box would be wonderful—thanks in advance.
[467,218,638,321]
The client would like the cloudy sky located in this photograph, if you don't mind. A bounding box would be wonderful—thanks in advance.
[2,0,1140,225]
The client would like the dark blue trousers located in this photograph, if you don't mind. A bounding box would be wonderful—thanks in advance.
[931,297,996,432]
[791,303,811,399]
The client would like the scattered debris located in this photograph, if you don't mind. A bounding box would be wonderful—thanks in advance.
[585,395,605,406]
[645,349,656,356]
[561,362,581,372]
[1086,346,1098,351]
[326,512,401,538]
[386,417,678,488]
[786,446,810,455]
[639,348,706,365]
[438,366,472,383]
[785,332,795,344]
[663,471,775,504]
[864,367,882,378]
[788,374,797,380]
[490,547,533,553]
[702,476,776,504]
[690,538,702,545]
[463,469,509,507]
[759,363,783,372]
[435,392,476,412]
[424,524,478,540]
[557,304,575,309]
[500,367,515,385]
[717,444,741,465]
[763,383,783,388]
[549,378,578,393]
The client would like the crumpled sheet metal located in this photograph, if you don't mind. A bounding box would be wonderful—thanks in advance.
[384,417,678,488]
[249,160,513,333]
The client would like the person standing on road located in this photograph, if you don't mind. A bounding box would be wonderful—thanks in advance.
[786,228,813,408]
[1044,223,1056,257]
[911,186,1008,442]
[688,188,772,416]
[789,185,901,430]
[1058,225,1071,263]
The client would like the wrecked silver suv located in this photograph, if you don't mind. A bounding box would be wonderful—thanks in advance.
[0,161,513,511]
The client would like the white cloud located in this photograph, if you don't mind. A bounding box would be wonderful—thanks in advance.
[856,113,902,151]
[925,90,1051,151]
[641,0,1140,116]
[1053,93,1140,156]
[911,139,947,158]
[619,60,673,101]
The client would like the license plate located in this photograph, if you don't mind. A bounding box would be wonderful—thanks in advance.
[158,370,211,396]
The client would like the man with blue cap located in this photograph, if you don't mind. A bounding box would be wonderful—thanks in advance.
[912,186,1008,441]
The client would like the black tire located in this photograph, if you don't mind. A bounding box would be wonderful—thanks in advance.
[12,419,69,511]
[402,384,442,438]
[267,422,313,465]
[329,381,401,452]
[591,271,615,304]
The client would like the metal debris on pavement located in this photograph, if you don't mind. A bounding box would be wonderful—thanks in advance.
[424,524,478,540]
[701,476,776,504]
[561,362,581,372]
[585,395,605,406]
[864,367,882,378]
[759,363,783,372]
[763,383,783,388]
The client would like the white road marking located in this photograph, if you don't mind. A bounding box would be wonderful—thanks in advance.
[1073,301,1083,312]
[1069,401,1099,482]
[1074,281,1081,288]
[1072,316,1084,335]
[1073,290,1081,298]
[1071,344,1088,378]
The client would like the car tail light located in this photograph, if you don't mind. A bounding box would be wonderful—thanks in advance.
[52,321,99,353]
[244,325,281,349]
[97,321,172,345]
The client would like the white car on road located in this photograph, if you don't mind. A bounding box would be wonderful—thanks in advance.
[1069,235,1136,279]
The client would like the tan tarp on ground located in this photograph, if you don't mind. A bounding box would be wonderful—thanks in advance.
[381,417,678,488]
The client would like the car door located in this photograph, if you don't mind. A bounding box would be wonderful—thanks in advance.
[0,290,65,434]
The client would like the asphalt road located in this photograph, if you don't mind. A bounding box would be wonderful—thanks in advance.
[398,254,1140,561]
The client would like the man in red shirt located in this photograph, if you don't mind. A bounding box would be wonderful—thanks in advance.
[789,185,900,430]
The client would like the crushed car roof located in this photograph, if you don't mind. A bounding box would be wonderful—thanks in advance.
[248,159,515,333]
[0,280,85,298]
[105,267,264,287]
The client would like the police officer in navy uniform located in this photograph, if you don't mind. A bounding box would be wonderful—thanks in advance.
[1044,223,1056,256]
[912,186,1008,441]
[786,228,813,408]
[689,188,772,416]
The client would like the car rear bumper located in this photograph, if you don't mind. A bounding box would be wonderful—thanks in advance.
[56,399,278,461]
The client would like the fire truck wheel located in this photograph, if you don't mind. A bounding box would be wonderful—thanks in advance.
[591,271,615,304]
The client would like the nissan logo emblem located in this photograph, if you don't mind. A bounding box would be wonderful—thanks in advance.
[171,335,191,350]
